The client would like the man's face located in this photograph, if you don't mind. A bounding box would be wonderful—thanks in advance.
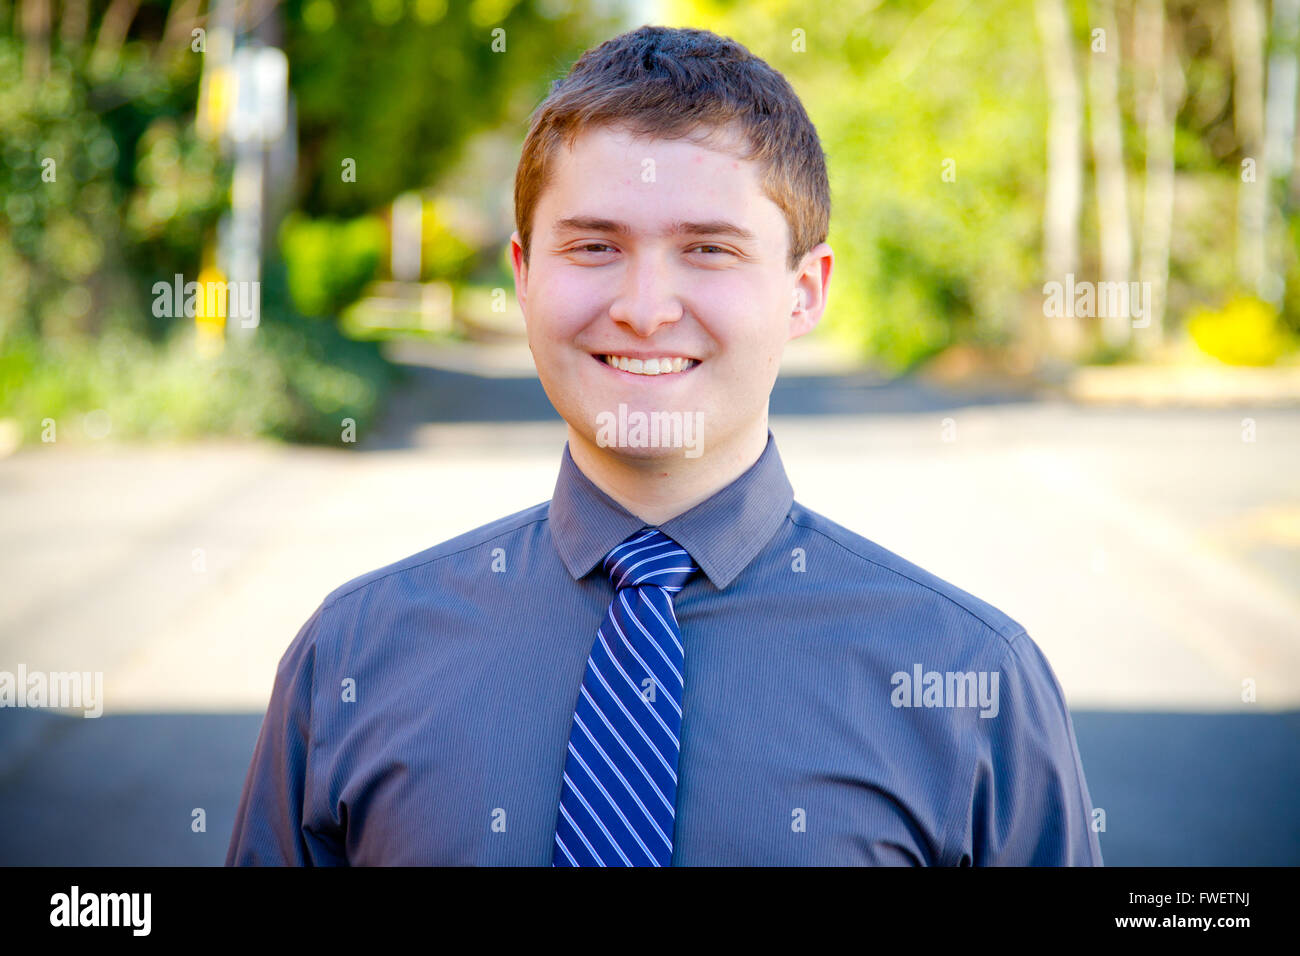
[510,123,831,464]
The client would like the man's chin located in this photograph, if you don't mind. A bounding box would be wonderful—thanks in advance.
[570,416,710,463]
[596,444,695,463]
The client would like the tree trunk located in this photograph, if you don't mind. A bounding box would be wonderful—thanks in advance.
[161,0,204,56]
[60,0,91,49]
[1088,0,1132,349]
[1134,0,1184,352]
[21,0,51,80]
[1232,0,1267,294]
[91,0,142,76]
[1264,0,1300,305]
[1035,0,1085,357]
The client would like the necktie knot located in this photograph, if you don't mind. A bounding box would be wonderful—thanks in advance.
[603,528,698,593]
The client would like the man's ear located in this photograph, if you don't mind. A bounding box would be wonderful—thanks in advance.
[509,231,528,320]
[788,241,834,340]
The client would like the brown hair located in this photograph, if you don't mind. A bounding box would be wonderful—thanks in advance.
[513,25,830,272]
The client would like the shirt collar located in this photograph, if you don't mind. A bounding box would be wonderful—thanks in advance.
[548,429,794,590]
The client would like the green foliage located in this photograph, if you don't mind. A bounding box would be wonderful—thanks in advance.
[280,213,387,317]
[1185,296,1298,366]
[671,0,1043,372]
[0,314,397,446]
[422,199,477,280]
[0,40,123,341]
[124,117,228,290]
[284,0,624,217]
[0,31,226,344]
[672,0,1300,371]
[1,1,627,449]
[1282,216,1300,338]
[1,231,396,447]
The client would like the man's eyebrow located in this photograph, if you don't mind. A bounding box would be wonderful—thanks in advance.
[553,217,757,242]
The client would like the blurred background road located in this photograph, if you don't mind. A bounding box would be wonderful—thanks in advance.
[2,338,1297,865]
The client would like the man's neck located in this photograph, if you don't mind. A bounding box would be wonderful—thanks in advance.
[567,421,769,525]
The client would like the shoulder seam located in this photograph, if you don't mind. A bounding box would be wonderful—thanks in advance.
[787,510,1025,645]
[318,511,550,613]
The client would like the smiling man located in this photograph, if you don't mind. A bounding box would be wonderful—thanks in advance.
[515,119,825,524]
[227,25,1102,867]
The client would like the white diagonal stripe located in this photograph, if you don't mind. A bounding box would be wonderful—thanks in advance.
[567,741,657,863]
[574,711,672,848]
[608,602,682,701]
[562,771,632,865]
[587,657,677,782]
[637,588,684,657]
[617,550,688,588]
[620,589,683,685]
[580,684,675,814]
[559,800,606,866]
[608,537,675,578]
[596,627,680,748]
[608,608,683,720]
[554,832,578,866]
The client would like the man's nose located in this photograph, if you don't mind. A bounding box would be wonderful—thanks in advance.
[608,251,684,336]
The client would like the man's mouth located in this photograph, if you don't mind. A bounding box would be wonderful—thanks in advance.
[592,353,700,376]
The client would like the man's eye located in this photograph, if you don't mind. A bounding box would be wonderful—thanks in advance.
[568,243,731,256]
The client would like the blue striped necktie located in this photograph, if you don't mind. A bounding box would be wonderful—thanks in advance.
[552,527,699,866]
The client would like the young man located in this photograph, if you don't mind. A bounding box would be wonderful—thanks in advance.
[227,25,1102,866]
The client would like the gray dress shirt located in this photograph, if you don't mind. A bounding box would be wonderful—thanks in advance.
[226,429,1103,865]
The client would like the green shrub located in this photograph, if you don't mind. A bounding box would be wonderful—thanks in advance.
[0,316,396,447]
[280,213,387,318]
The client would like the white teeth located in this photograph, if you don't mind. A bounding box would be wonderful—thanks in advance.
[602,355,697,375]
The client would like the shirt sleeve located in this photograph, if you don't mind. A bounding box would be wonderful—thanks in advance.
[965,632,1103,866]
[225,604,346,866]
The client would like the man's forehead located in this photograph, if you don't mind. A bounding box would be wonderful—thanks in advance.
[538,125,775,236]
[565,120,749,160]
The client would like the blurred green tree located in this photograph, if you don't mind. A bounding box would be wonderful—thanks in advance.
[669,0,1299,371]
[0,0,623,445]
[285,0,624,216]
